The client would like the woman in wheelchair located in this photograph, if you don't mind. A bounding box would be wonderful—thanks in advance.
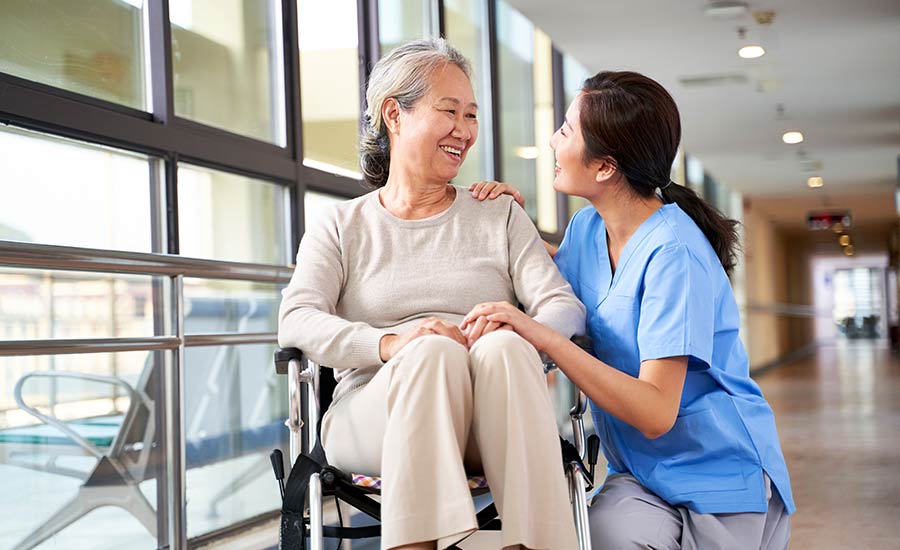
[278,38,586,550]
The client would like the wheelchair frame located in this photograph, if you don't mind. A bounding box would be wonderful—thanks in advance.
[274,340,598,550]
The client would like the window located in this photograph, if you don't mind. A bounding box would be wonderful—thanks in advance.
[561,54,591,219]
[0,0,147,110]
[496,1,556,232]
[177,164,289,265]
[297,0,362,176]
[378,0,436,56]
[170,0,286,145]
[444,0,492,188]
[0,125,155,252]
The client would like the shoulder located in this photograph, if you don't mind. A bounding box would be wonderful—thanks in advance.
[455,186,516,215]
[646,205,720,275]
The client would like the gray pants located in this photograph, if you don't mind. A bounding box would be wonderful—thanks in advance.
[589,473,790,550]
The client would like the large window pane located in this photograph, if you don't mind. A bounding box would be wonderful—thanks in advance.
[170,0,286,145]
[184,342,286,538]
[444,0,492,187]
[297,0,362,176]
[0,351,161,549]
[184,279,281,335]
[0,125,154,252]
[177,164,288,265]
[0,268,162,341]
[562,54,592,218]
[378,0,434,55]
[0,0,146,110]
[497,2,556,231]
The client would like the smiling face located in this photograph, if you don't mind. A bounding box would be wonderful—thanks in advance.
[386,63,478,185]
[549,94,610,200]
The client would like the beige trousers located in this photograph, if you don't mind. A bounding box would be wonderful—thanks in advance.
[321,331,578,550]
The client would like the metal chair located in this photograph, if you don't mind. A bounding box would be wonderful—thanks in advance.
[272,336,601,550]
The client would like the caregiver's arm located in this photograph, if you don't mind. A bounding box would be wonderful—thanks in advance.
[462,302,687,440]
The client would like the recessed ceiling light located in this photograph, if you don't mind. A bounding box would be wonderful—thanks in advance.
[843,245,855,256]
[514,146,540,160]
[839,235,851,247]
[782,131,804,144]
[738,45,766,59]
[807,176,824,188]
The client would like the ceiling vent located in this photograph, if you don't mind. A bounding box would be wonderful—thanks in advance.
[703,0,749,19]
[678,73,749,87]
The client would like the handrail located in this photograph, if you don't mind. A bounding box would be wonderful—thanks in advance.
[0,333,279,357]
[0,240,293,282]
[0,337,180,356]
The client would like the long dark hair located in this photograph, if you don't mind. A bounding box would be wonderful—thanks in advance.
[579,71,740,275]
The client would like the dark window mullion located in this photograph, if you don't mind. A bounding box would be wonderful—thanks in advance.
[145,0,174,125]
[284,0,305,249]
[487,0,502,182]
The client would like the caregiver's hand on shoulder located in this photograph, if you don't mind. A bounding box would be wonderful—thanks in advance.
[379,317,467,362]
[469,181,525,208]
[462,302,558,352]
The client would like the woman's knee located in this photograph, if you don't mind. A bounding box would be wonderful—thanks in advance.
[468,330,540,369]
[393,334,470,381]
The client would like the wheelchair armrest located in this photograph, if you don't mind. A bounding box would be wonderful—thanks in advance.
[275,347,304,375]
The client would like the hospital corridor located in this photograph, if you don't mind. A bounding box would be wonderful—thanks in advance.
[1,0,899,549]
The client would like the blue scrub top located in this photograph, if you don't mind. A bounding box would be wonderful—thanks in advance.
[555,203,795,515]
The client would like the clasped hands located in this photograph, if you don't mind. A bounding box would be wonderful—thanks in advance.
[378,301,556,362]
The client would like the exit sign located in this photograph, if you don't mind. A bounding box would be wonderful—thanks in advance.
[807,210,851,231]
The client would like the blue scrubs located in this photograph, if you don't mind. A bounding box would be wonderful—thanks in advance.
[555,203,795,515]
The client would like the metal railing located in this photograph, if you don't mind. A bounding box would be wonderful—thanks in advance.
[0,239,292,550]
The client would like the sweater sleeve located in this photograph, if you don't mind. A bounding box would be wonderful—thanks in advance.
[506,201,587,338]
[277,207,390,369]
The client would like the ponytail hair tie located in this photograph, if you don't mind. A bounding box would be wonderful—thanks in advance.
[660,180,674,190]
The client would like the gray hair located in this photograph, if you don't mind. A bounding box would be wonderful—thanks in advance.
[360,37,472,187]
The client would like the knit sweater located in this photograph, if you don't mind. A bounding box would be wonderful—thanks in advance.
[277,186,586,403]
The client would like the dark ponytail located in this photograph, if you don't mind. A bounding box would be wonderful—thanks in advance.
[660,182,740,274]
[579,71,740,275]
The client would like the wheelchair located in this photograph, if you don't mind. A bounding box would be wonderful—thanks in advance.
[271,336,600,550]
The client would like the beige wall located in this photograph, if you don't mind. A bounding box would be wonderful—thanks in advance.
[743,201,792,368]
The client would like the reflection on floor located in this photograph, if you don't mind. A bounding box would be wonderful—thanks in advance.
[755,340,900,549]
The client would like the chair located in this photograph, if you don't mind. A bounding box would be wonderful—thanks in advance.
[272,336,601,550]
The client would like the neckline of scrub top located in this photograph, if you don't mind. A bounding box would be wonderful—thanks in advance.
[598,203,669,298]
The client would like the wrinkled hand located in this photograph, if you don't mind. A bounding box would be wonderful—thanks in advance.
[469,181,525,208]
[462,302,557,352]
[379,317,467,362]
[459,313,512,348]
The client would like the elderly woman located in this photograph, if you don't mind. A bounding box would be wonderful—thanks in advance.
[278,38,584,550]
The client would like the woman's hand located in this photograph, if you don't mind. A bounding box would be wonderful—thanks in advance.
[461,302,559,352]
[379,317,467,362]
[460,314,512,348]
[469,181,525,208]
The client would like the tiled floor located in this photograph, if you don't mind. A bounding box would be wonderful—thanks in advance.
[755,340,900,549]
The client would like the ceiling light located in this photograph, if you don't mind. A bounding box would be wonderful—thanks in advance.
[514,146,540,160]
[738,45,766,59]
[782,131,804,144]
[807,176,824,188]
[843,245,855,256]
[704,1,749,19]
[839,235,850,247]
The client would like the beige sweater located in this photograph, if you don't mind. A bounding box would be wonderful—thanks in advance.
[278,186,586,403]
